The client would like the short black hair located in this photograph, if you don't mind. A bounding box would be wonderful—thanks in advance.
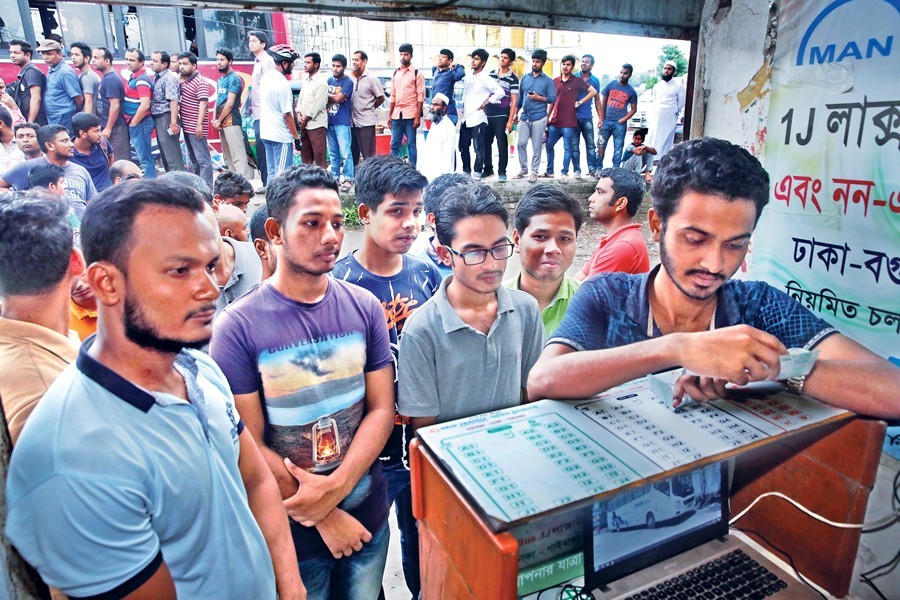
[423,173,469,216]
[160,171,212,204]
[214,170,254,199]
[514,184,583,234]
[0,193,73,296]
[37,124,68,153]
[597,167,645,217]
[248,30,268,47]
[305,52,321,66]
[178,51,198,65]
[354,155,427,212]
[582,54,595,65]
[265,165,339,225]
[72,112,102,136]
[651,137,770,225]
[249,204,269,242]
[81,179,205,270]
[472,48,489,62]
[9,39,33,57]
[94,47,113,62]
[434,181,508,246]
[28,162,65,189]
[216,48,234,62]
[354,50,368,61]
[69,41,91,56]
[501,48,516,61]
[14,122,39,136]
[332,53,347,67]
[153,51,171,67]
[0,106,11,129]
[126,47,145,62]
[439,48,454,61]
[532,49,548,63]
[622,63,633,73]
[399,43,413,54]
[634,128,648,138]
[561,54,577,66]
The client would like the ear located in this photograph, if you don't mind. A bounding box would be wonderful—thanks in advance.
[614,195,629,214]
[648,208,662,242]
[511,229,521,253]
[86,261,123,307]
[253,238,268,260]
[69,248,86,278]
[264,217,283,246]
[426,212,436,229]
[212,196,222,213]
[435,244,452,267]
[223,227,233,239]
[357,203,370,224]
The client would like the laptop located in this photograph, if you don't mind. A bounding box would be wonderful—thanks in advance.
[582,461,821,599]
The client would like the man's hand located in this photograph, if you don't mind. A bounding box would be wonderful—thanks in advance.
[170,122,180,136]
[293,138,302,155]
[195,124,203,138]
[386,118,392,130]
[213,118,221,131]
[316,510,372,559]
[413,115,421,129]
[283,458,346,526]
[505,120,514,135]
[674,325,787,388]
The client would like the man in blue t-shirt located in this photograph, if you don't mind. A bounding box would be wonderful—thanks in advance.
[70,112,114,191]
[215,48,250,178]
[211,165,395,600]
[327,54,355,192]
[527,138,900,418]
[431,48,466,125]
[333,156,439,599]
[574,54,601,178]
[597,63,637,169]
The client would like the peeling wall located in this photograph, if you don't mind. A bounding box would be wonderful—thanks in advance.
[694,0,779,162]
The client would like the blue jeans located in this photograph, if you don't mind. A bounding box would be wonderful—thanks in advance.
[390,118,417,167]
[327,124,354,182]
[263,139,292,182]
[598,119,627,168]
[572,118,598,174]
[544,126,576,175]
[384,464,420,599]
[299,521,390,600]
[128,118,156,179]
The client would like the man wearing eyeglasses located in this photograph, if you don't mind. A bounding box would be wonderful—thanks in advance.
[398,180,544,429]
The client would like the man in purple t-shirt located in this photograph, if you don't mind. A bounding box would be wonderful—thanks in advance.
[597,63,638,169]
[543,55,597,183]
[211,165,395,600]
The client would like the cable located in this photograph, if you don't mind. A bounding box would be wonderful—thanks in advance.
[729,491,900,530]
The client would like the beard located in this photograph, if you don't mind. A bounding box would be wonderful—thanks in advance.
[432,111,445,123]
[658,234,724,301]
[662,72,674,82]
[124,296,211,354]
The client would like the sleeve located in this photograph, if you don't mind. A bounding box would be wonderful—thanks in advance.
[453,64,466,82]
[516,80,525,109]
[520,300,547,389]
[210,310,263,395]
[84,173,97,200]
[307,77,329,119]
[200,79,211,103]
[547,280,610,352]
[24,68,43,89]
[111,75,126,100]
[5,473,162,598]
[364,294,393,373]
[677,84,686,112]
[543,79,557,104]
[601,82,611,99]
[228,75,243,97]
[629,88,638,105]
[278,82,293,114]
[64,71,83,99]
[373,77,385,97]
[487,74,505,104]
[397,322,440,417]
[583,241,640,279]
[748,284,838,350]
[165,76,180,101]
[510,74,520,96]
[82,75,98,96]
[415,72,425,103]
[341,77,354,102]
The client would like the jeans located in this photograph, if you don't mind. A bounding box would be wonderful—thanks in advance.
[572,118,598,174]
[390,118,417,167]
[299,521,390,600]
[384,465,420,599]
[253,119,268,184]
[262,139,292,182]
[128,118,156,179]
[544,126,576,175]
[517,117,546,174]
[327,124,354,181]
[483,115,510,176]
[458,122,487,175]
[598,119,627,168]
[153,112,184,172]
[182,128,213,188]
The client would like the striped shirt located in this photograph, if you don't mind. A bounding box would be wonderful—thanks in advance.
[180,72,211,138]
[487,68,519,116]
[123,67,153,125]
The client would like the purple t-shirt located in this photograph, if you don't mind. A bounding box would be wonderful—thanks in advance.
[601,80,638,122]
[210,278,393,559]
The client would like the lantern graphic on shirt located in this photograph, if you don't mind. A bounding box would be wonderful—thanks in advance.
[312,415,342,471]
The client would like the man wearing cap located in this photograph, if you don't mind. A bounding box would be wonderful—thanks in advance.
[419,93,457,181]
[38,40,84,134]
[646,60,685,161]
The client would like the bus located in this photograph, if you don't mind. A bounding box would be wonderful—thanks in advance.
[606,472,695,531]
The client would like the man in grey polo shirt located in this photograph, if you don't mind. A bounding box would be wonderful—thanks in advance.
[350,50,385,165]
[398,180,544,426]
[150,51,185,172]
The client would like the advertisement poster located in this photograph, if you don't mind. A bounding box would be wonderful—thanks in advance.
[747,0,899,455]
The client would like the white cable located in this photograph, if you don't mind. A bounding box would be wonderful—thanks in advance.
[729,491,900,530]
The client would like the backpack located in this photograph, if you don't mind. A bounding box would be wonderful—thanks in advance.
[393,67,424,118]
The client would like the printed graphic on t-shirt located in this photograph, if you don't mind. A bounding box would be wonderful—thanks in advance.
[327,85,341,117]
[259,331,367,473]
[607,89,630,111]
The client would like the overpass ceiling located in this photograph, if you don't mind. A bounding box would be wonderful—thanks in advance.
[150,0,704,40]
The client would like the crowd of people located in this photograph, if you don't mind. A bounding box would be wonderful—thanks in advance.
[0,32,898,600]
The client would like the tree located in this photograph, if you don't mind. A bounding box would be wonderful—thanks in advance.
[656,44,687,78]
[644,75,659,90]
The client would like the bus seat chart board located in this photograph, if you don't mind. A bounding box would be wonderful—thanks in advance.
[416,371,847,531]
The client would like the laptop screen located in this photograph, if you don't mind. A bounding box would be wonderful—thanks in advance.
[584,461,729,590]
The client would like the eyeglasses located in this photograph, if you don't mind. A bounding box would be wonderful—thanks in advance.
[124,173,142,181]
[446,241,514,265]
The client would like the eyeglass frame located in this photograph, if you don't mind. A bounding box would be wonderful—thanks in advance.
[445,240,514,266]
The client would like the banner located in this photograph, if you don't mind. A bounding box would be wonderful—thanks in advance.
[747,0,899,454]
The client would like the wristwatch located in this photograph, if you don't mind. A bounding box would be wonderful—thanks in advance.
[784,375,806,395]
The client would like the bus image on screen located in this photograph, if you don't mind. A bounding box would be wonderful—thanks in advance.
[607,473,695,532]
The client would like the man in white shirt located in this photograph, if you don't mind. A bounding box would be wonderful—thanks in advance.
[646,60,686,162]
[249,30,275,187]
[259,44,301,182]
[458,48,504,179]
[420,93,457,182]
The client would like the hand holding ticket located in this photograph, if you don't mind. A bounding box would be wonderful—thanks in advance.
[774,348,820,380]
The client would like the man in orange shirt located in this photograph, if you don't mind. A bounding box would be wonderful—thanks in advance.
[69,275,98,340]
[575,167,649,280]
[387,43,424,168]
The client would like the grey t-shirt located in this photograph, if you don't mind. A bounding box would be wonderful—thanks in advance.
[398,275,545,423]
[215,237,263,314]
[79,70,101,107]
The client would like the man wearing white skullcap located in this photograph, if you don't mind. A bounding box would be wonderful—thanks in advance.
[420,92,458,181]
[646,59,686,162]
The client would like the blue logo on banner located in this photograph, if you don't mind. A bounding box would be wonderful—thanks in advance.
[796,0,899,66]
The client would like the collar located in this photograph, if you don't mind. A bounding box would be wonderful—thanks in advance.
[183,71,198,83]
[508,274,579,310]
[434,275,516,334]
[398,64,414,72]
[0,316,79,360]
[48,61,64,73]
[600,222,642,246]
[70,299,98,320]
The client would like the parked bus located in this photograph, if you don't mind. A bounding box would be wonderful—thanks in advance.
[606,472,695,531]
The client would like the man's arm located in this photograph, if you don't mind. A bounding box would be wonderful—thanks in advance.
[132,96,151,126]
[73,94,85,112]
[593,85,602,117]
[597,90,608,123]
[577,85,598,109]
[237,428,306,600]
[621,95,637,123]
[196,99,208,138]
[28,85,42,122]
[102,97,121,137]
[168,99,180,135]
[283,364,394,526]
[83,90,94,115]
[233,391,298,498]
[414,72,425,129]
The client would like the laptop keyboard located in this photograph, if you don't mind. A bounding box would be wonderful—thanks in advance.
[623,549,790,600]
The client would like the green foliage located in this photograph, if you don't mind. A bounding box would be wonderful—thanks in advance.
[342,204,362,227]
[644,75,659,90]
[656,44,688,78]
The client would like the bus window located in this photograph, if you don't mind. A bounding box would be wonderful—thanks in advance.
[122,6,144,51]
[202,10,266,60]
[0,0,28,50]
[56,2,111,50]
[653,481,671,496]
[30,1,60,41]
[136,6,186,55]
